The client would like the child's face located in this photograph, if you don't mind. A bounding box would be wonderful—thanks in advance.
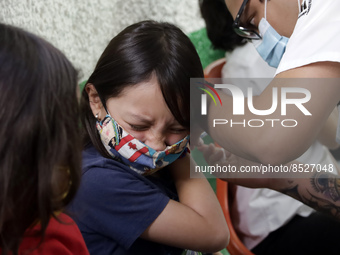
[106,74,189,151]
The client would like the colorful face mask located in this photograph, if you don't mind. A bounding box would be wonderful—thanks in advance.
[96,115,190,176]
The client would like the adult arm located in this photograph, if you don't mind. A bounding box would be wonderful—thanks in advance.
[198,143,340,220]
[268,173,340,220]
[205,62,340,165]
[141,154,229,253]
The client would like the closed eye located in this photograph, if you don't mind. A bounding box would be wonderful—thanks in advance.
[129,124,148,131]
[169,128,187,134]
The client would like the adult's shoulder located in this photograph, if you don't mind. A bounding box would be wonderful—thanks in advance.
[277,0,340,74]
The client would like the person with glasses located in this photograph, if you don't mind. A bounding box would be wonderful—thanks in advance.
[193,0,340,222]
[199,1,340,254]
[199,0,340,155]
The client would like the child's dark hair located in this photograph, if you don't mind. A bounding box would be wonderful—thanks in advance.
[0,23,81,254]
[81,20,204,156]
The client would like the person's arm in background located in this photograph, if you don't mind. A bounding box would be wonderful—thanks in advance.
[268,173,340,219]
[198,142,340,220]
[140,154,229,253]
[200,62,340,165]
[265,102,340,219]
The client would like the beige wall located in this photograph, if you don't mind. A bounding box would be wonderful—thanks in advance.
[0,0,204,81]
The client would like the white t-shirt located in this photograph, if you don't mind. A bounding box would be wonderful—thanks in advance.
[222,41,339,250]
[222,42,276,83]
[277,0,340,144]
[276,0,340,74]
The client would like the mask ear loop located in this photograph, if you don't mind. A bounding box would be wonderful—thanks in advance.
[97,92,109,115]
[297,0,301,13]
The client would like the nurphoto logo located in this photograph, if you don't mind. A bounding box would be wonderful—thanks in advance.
[199,81,312,128]
[198,81,222,115]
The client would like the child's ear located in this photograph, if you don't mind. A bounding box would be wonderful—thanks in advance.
[85,83,106,120]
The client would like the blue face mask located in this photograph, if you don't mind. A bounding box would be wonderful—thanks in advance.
[253,18,289,68]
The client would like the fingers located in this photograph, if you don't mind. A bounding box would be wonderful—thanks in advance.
[209,147,226,164]
[190,127,204,150]
[197,143,227,166]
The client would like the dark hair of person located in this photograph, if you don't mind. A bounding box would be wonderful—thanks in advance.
[0,23,81,254]
[80,20,203,157]
[199,0,246,51]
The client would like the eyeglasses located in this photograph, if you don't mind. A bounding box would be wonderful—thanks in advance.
[232,0,262,40]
